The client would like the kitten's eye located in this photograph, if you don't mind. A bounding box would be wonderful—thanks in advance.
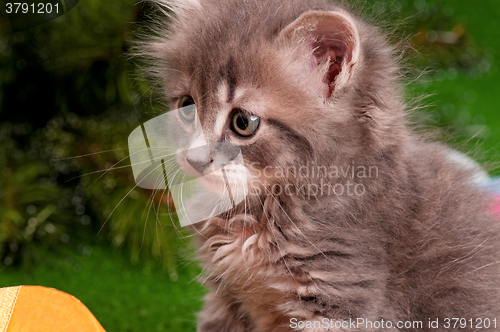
[231,110,260,137]
[179,96,196,123]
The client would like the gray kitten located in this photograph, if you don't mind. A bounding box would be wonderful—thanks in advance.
[136,0,500,331]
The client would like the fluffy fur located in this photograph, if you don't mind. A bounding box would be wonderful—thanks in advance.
[136,0,500,331]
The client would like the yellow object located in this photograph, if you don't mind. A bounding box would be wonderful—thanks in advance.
[0,286,106,332]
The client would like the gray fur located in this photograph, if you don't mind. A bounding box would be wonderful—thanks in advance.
[136,0,500,331]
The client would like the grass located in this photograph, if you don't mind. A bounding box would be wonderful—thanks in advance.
[408,0,500,174]
[0,245,205,331]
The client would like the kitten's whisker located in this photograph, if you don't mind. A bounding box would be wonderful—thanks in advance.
[254,177,328,261]
[467,260,500,275]
[153,188,167,262]
[66,148,177,189]
[256,196,285,266]
[99,160,172,235]
[53,147,131,161]
[138,171,170,254]
[247,182,293,278]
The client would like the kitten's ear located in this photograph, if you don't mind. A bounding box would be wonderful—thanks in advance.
[279,11,360,98]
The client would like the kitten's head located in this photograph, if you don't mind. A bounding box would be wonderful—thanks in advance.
[139,0,408,201]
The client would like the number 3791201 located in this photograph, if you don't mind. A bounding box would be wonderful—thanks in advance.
[443,318,497,329]
[5,2,60,14]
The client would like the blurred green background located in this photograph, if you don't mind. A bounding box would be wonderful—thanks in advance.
[0,0,499,331]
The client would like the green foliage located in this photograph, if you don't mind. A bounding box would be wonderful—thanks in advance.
[0,108,192,271]
[407,0,500,170]
[0,0,191,270]
[367,0,500,169]
[0,124,73,267]
[64,110,193,272]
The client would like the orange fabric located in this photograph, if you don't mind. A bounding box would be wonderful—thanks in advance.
[0,286,21,332]
[6,286,106,332]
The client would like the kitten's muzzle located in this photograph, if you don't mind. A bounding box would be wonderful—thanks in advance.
[185,145,212,174]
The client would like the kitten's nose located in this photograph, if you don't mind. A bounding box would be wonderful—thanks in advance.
[185,145,211,174]
[186,157,211,174]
